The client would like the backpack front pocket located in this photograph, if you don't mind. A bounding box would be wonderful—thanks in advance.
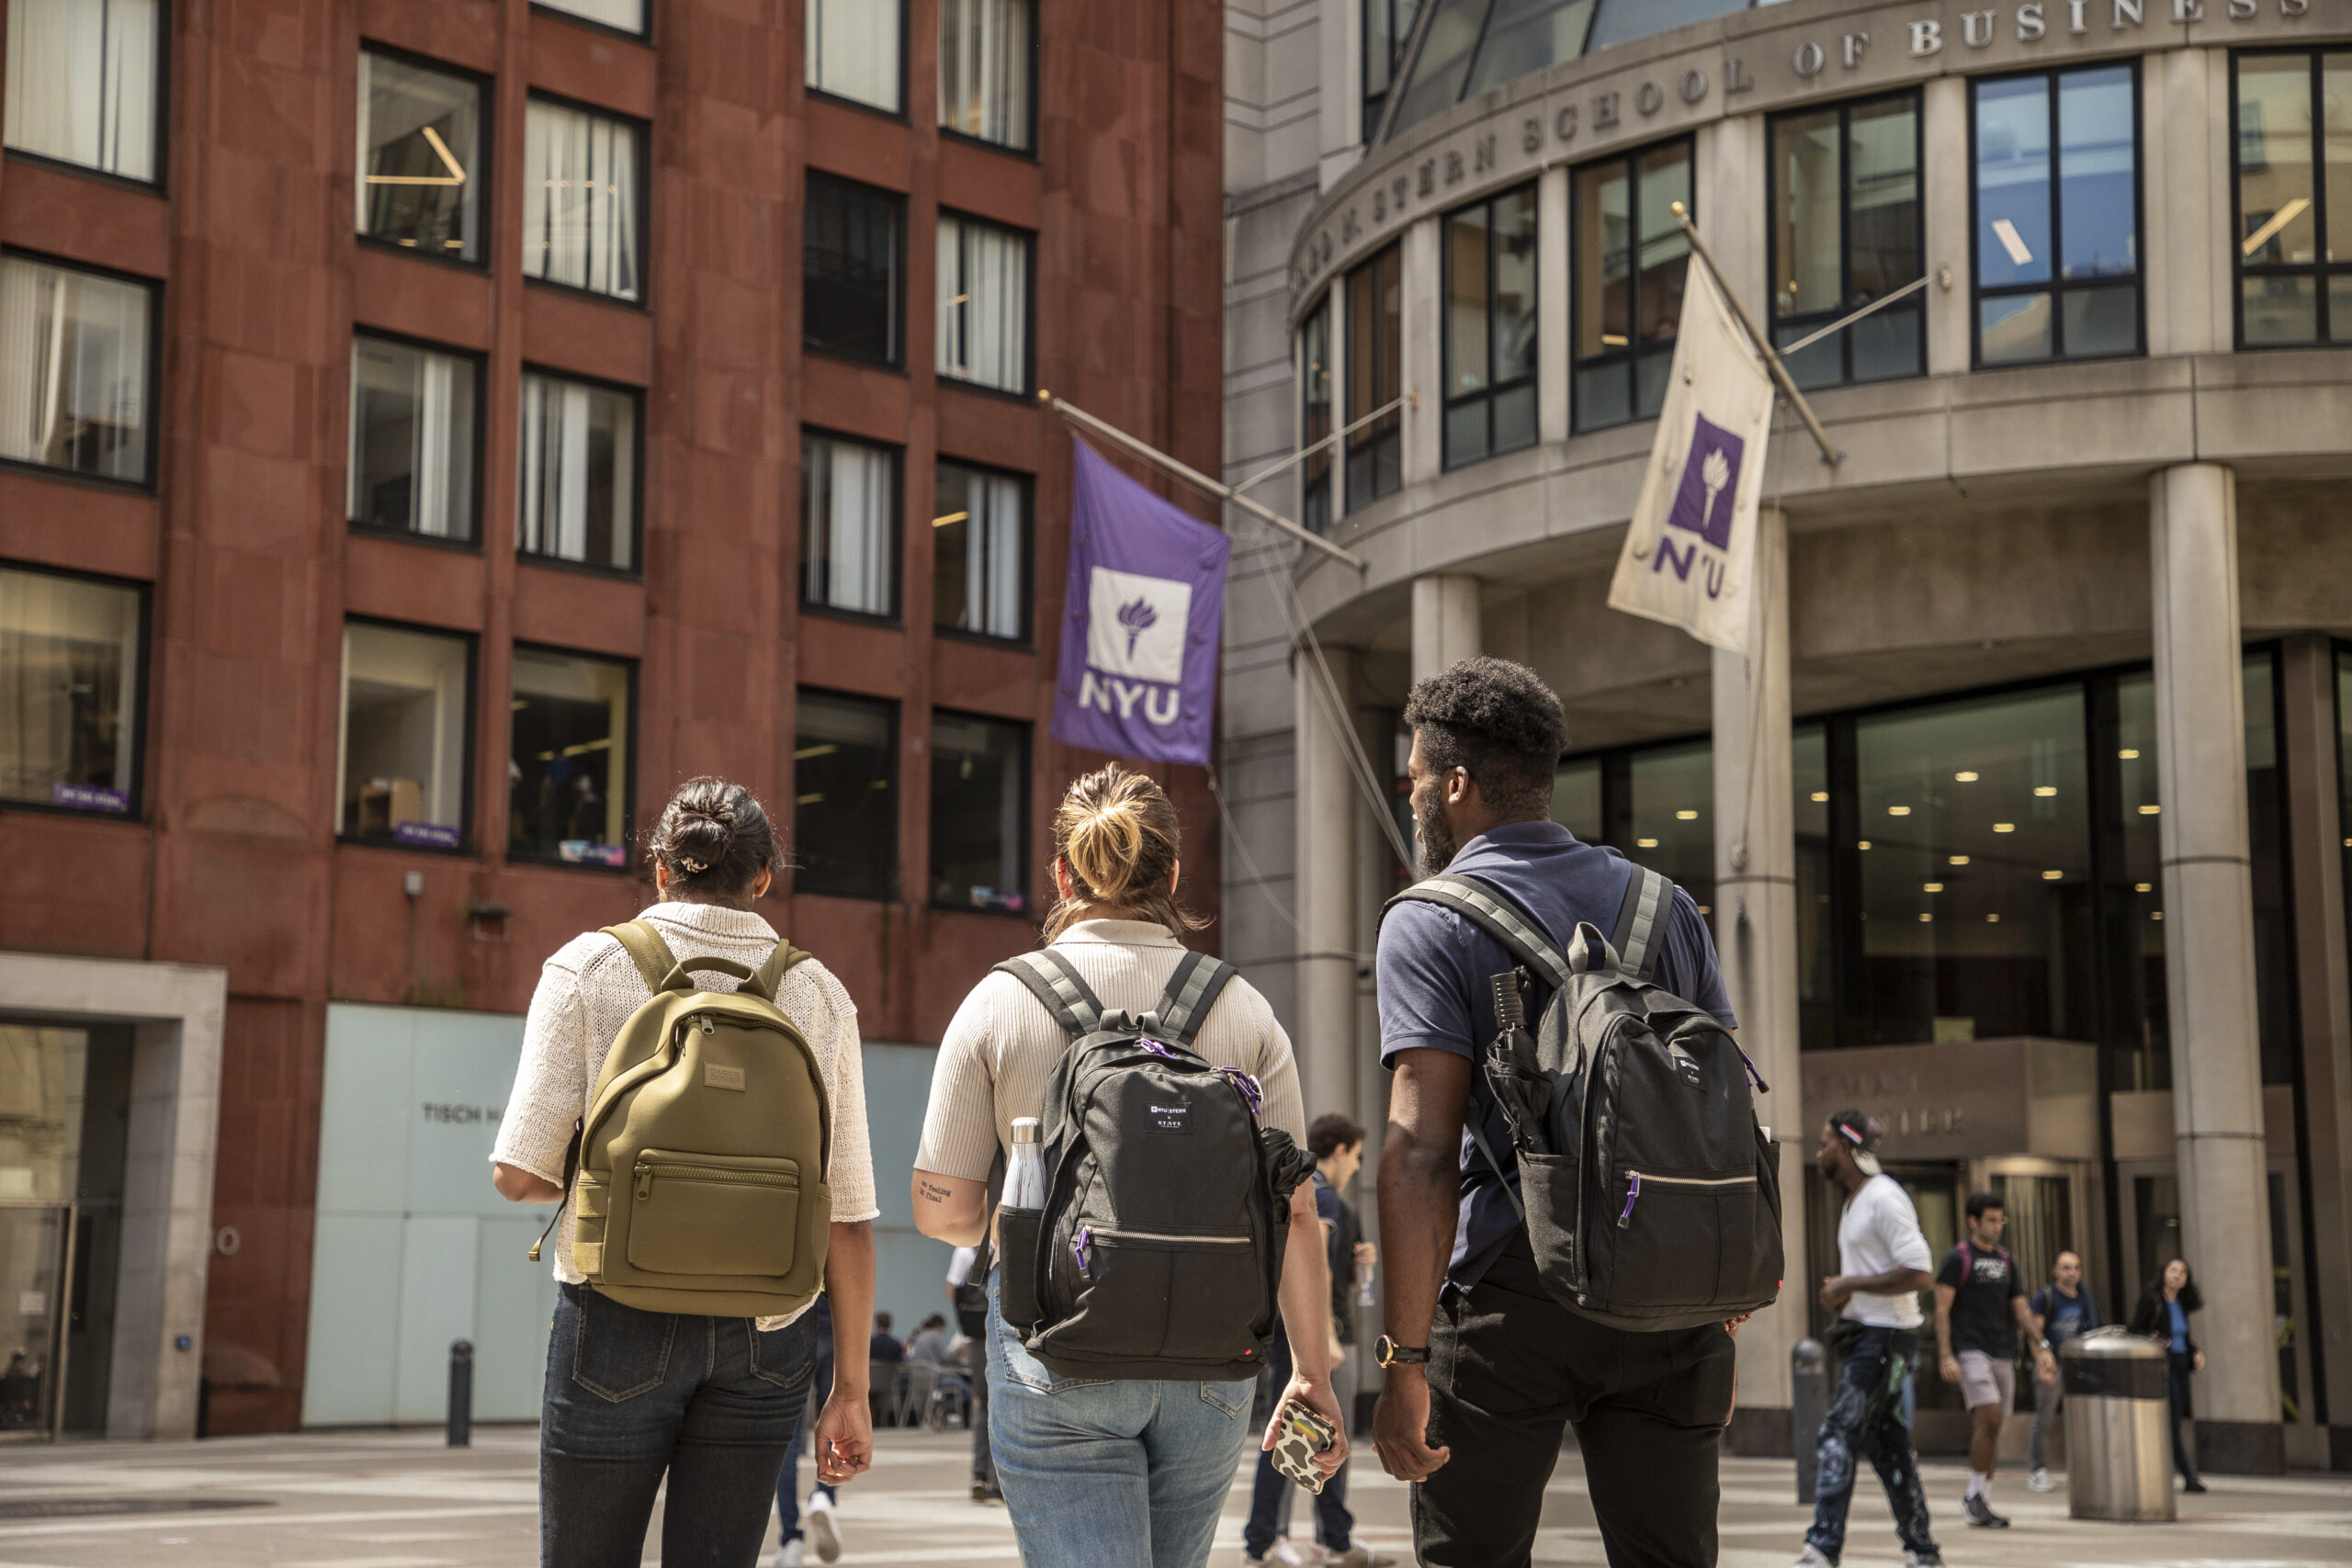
[1049,1228,1261,1364]
[626,1149,800,1279]
[1597,1169,1755,1310]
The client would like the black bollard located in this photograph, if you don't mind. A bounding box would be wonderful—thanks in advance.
[1791,1337,1826,1506]
[448,1339,474,1448]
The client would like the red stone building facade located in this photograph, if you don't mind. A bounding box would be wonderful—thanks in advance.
[0,0,1221,1436]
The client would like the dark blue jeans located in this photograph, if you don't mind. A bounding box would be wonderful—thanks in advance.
[1242,1334,1351,1556]
[539,1283,816,1568]
[2167,1350,2202,1483]
[775,1338,837,1540]
[1806,1326,1938,1565]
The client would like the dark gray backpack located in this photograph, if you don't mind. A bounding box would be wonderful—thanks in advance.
[990,949,1312,1381]
[1385,868,1783,1332]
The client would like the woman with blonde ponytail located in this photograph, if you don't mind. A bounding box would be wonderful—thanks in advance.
[911,764,1346,1568]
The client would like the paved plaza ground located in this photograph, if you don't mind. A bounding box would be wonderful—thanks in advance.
[0,1425,2346,1567]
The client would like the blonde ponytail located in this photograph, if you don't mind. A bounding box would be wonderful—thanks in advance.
[1043,764,1207,942]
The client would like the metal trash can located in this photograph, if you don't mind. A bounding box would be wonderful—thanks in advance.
[2062,1326,2175,1522]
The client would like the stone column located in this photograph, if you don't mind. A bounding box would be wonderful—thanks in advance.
[1921,76,1971,377]
[1411,574,1480,683]
[2150,462,2286,1472]
[1537,165,1570,446]
[1400,216,1442,489]
[1712,506,1808,1454]
[1296,646,1361,1123]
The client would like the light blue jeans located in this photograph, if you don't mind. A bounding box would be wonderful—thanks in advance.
[986,1282,1253,1568]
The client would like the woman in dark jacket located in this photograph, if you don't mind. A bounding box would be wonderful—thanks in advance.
[2128,1258,2207,1493]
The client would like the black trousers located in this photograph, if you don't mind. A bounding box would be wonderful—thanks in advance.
[1413,1240,1736,1568]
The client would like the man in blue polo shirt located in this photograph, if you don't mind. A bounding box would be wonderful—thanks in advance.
[1372,657,1742,1568]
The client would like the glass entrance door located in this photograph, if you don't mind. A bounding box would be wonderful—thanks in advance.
[0,1202,71,1438]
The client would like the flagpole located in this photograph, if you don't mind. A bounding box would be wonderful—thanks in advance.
[1668,203,1842,469]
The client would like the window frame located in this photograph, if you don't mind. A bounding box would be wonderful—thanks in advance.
[930,454,1034,648]
[528,0,652,43]
[2,0,171,191]
[799,426,905,625]
[335,615,479,855]
[519,89,650,310]
[926,706,1030,916]
[505,640,639,872]
[2230,47,2348,351]
[803,0,910,121]
[1764,87,1927,389]
[1299,291,1334,535]
[803,169,907,370]
[934,208,1036,399]
[0,557,151,822]
[345,327,489,551]
[1361,0,1420,147]
[1966,61,2146,370]
[0,245,163,493]
[791,685,900,903]
[514,361,646,580]
[1568,135,1694,435]
[354,41,492,272]
[935,0,1038,159]
[1440,179,1539,471]
[1343,241,1403,513]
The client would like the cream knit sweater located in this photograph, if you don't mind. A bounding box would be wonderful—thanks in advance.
[493,901,877,1329]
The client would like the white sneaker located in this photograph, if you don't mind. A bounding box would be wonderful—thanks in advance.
[807,1493,841,1563]
[1791,1548,1835,1568]
[2028,1467,2055,1493]
[772,1541,807,1568]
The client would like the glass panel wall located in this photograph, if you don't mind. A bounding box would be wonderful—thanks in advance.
[930,712,1026,912]
[1628,741,1714,917]
[522,99,642,301]
[939,0,1031,151]
[517,371,637,571]
[0,567,140,815]
[806,173,903,366]
[356,51,481,263]
[1299,295,1334,534]
[933,459,1025,641]
[338,622,470,850]
[1551,756,1600,841]
[1572,140,1690,431]
[2234,51,2352,346]
[1973,64,2141,366]
[537,0,645,33]
[1770,91,1923,389]
[936,213,1030,393]
[1361,0,1423,141]
[0,254,151,484]
[1442,183,1538,468]
[795,691,896,899]
[802,432,898,618]
[509,649,630,867]
[807,0,902,114]
[3,0,158,182]
[1465,0,1596,98]
[349,335,479,541]
[1345,244,1403,510]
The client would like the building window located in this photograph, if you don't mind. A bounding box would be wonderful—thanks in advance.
[1573,140,1690,432]
[805,172,902,366]
[536,0,645,34]
[0,566,140,815]
[939,0,1031,151]
[518,370,637,572]
[802,431,898,618]
[1770,91,1924,389]
[1345,243,1402,511]
[523,98,642,301]
[936,213,1031,393]
[1973,64,2141,367]
[510,648,631,868]
[356,51,482,263]
[339,622,470,850]
[348,335,479,542]
[795,691,896,899]
[2234,51,2351,347]
[1442,183,1537,468]
[1361,0,1422,142]
[933,458,1026,641]
[806,0,901,115]
[0,254,152,485]
[3,0,159,182]
[931,711,1026,912]
[1300,295,1334,534]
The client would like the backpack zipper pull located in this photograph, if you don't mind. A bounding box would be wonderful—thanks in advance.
[1073,1226,1092,1276]
[636,1167,653,1201]
[700,1016,715,1035]
[1617,1172,1641,1229]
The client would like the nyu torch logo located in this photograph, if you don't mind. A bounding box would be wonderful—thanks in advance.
[1082,568,1193,728]
[1644,412,1744,599]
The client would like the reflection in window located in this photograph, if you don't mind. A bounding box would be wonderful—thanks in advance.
[511,649,629,866]
[931,711,1026,911]
[2234,51,2352,346]
[1362,0,1423,141]
[1770,92,1923,389]
[1345,244,1402,510]
[936,213,1030,393]
[537,0,645,32]
[807,0,901,113]
[519,371,636,571]
[349,335,478,540]
[1573,141,1690,431]
[806,173,903,366]
[940,0,1031,150]
[1794,725,1831,1051]
[0,567,139,814]
[2241,650,2295,1089]
[795,691,896,899]
[2108,672,2166,1089]
[339,622,469,849]
[523,99,641,300]
[0,254,151,483]
[4,0,158,181]
[933,459,1025,641]
[1551,756,1600,840]
[1630,741,1713,918]
[356,51,481,261]
[1443,184,1538,468]
[1466,0,1596,99]
[1973,65,2140,366]
[803,432,898,617]
[1300,296,1334,534]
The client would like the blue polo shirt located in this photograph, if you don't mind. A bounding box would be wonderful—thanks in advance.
[1376,819,1737,1290]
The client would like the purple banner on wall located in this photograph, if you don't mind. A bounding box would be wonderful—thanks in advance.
[51,782,130,814]
[1049,441,1230,768]
[394,820,462,851]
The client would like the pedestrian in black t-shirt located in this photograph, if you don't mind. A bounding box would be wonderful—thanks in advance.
[1933,1194,2053,1529]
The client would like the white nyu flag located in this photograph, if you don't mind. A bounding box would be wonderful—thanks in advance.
[1606,259,1775,655]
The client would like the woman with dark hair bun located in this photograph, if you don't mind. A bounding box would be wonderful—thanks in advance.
[2129,1258,2207,1493]
[492,775,880,1567]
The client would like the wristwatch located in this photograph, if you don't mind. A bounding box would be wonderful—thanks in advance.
[1375,1335,1430,1368]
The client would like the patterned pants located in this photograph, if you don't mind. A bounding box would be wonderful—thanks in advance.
[1805,1326,1939,1564]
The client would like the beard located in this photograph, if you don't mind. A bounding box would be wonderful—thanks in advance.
[1413,789,1458,879]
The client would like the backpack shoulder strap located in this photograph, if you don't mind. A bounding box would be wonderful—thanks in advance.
[1383,874,1570,989]
[992,950,1108,1038]
[602,920,681,992]
[1610,866,1673,981]
[754,940,814,1000]
[1153,950,1238,1048]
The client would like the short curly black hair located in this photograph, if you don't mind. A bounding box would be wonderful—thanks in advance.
[1402,657,1566,816]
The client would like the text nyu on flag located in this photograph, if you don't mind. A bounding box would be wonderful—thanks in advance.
[1050,439,1230,768]
[1606,255,1775,656]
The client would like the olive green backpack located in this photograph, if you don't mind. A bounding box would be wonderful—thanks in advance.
[529,920,832,1317]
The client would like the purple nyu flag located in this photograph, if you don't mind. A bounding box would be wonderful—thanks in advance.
[1050,440,1230,767]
